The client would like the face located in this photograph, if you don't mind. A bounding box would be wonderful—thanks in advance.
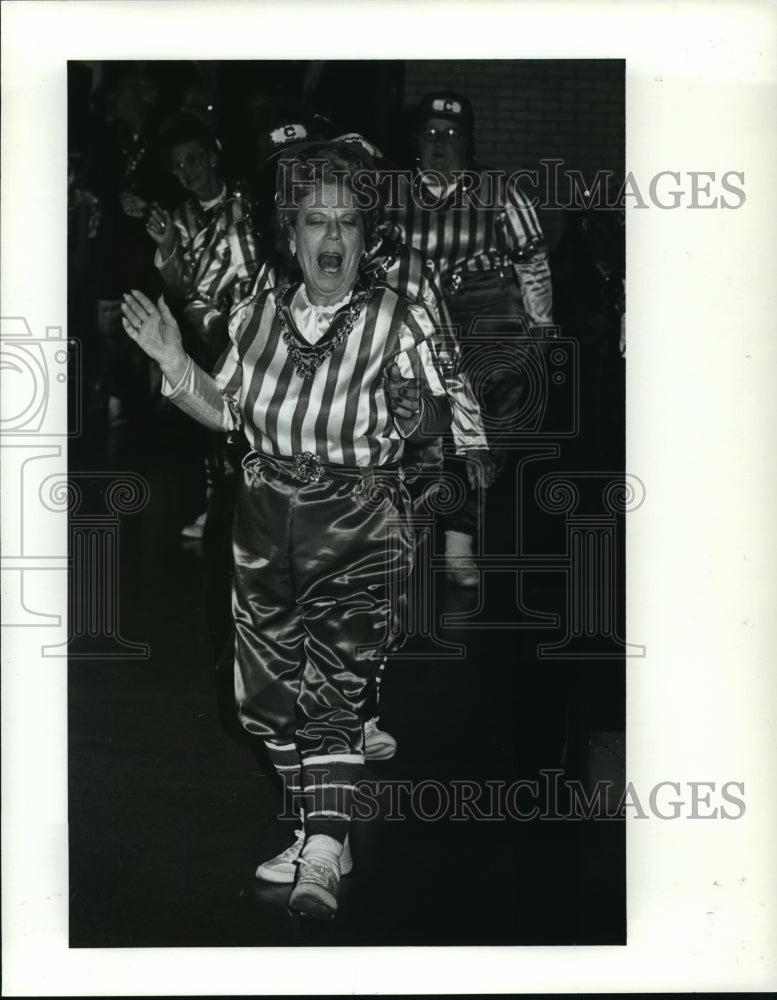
[292,181,364,306]
[417,116,469,178]
[169,141,219,200]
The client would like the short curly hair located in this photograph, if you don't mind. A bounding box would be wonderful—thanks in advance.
[274,143,382,261]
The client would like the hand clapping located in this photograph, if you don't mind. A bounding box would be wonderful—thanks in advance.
[121,290,186,381]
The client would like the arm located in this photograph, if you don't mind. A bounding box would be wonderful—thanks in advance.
[386,301,451,439]
[385,361,452,440]
[149,203,191,298]
[417,258,489,455]
[121,289,239,432]
[502,181,553,327]
[182,212,263,351]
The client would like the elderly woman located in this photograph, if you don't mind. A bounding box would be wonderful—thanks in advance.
[121,142,450,920]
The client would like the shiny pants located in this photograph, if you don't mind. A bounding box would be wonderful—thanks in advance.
[232,457,413,836]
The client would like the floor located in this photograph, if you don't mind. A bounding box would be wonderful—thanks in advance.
[68,381,626,948]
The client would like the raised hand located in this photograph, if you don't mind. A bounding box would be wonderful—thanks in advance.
[146,203,176,254]
[121,291,187,384]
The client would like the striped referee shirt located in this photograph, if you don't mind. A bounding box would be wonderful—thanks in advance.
[383,169,553,326]
[163,282,447,467]
[363,239,487,451]
[156,182,260,344]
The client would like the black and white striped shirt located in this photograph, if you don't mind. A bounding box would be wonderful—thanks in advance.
[363,240,487,450]
[163,282,447,467]
[156,183,260,343]
[383,169,553,325]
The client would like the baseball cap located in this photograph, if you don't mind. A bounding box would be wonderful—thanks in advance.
[416,91,474,135]
[254,98,320,165]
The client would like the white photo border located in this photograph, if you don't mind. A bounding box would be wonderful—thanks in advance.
[2,0,776,994]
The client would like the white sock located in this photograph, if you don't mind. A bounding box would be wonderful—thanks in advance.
[302,833,343,863]
[445,530,474,557]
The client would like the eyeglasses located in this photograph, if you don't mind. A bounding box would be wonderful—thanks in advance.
[419,126,465,144]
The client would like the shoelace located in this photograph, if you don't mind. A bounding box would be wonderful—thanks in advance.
[275,830,305,863]
[297,857,339,889]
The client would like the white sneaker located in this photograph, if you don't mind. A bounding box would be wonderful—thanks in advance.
[364,716,397,760]
[444,529,479,587]
[288,834,343,919]
[256,828,353,884]
[181,512,207,539]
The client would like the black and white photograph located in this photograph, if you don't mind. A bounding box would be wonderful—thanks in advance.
[2,1,775,995]
[63,54,626,948]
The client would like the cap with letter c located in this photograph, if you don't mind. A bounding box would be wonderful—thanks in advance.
[416,91,474,135]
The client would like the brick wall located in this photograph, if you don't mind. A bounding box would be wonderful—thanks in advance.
[403,59,624,247]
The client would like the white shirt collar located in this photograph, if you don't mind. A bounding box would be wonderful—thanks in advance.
[292,285,354,345]
[297,284,353,314]
[198,183,227,211]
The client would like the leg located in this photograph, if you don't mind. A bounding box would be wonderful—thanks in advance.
[232,467,309,874]
[232,467,305,746]
[287,474,413,916]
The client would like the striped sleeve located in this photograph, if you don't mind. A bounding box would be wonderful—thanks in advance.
[227,258,277,341]
[501,178,553,325]
[189,199,257,306]
[155,205,197,297]
[418,258,488,452]
[183,211,262,347]
[393,302,447,398]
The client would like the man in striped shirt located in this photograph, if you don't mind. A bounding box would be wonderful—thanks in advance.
[383,91,554,586]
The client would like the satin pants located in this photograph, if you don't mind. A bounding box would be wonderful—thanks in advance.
[232,456,414,760]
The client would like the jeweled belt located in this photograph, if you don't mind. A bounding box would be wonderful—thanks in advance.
[242,451,403,486]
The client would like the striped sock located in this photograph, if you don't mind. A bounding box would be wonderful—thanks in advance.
[302,754,364,844]
[265,741,303,820]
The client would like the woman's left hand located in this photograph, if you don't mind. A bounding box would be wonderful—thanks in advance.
[386,361,423,434]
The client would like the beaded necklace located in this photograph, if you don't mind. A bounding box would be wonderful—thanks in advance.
[275,274,377,380]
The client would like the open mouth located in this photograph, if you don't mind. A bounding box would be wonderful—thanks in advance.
[318,252,343,274]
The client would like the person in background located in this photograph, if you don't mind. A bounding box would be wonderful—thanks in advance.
[384,91,553,586]
[147,113,259,361]
[122,142,452,919]
[144,114,260,542]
